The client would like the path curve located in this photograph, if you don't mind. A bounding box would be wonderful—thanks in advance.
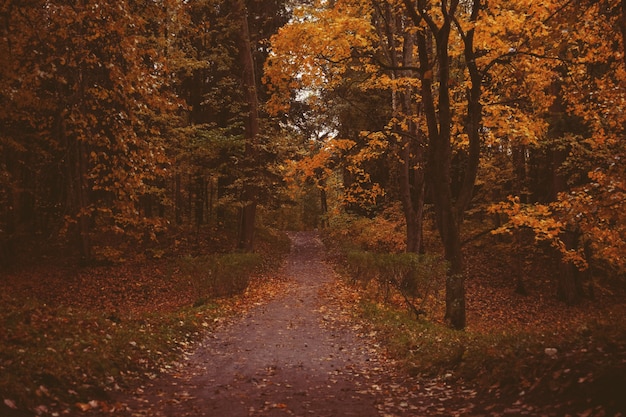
[109,231,475,417]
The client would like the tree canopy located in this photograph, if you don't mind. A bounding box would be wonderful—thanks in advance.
[265,0,626,328]
[0,0,289,263]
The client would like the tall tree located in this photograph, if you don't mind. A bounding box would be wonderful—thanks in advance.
[265,0,575,328]
[372,1,426,254]
[399,0,471,328]
[492,0,626,289]
[234,0,261,252]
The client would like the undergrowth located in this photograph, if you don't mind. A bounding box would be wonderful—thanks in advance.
[178,252,263,303]
[0,296,217,414]
[322,214,626,414]
[0,227,291,415]
[357,299,626,414]
[343,250,446,315]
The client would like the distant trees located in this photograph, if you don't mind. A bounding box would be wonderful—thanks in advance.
[490,0,626,304]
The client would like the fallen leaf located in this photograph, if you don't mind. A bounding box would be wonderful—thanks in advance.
[4,399,17,409]
[75,402,91,411]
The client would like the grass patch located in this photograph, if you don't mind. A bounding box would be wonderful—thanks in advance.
[178,252,263,302]
[356,299,626,414]
[358,300,465,376]
[0,227,291,415]
[0,295,218,414]
[344,250,445,299]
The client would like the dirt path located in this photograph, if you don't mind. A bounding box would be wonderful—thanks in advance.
[109,231,475,417]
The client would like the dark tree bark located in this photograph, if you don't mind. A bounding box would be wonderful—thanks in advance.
[319,187,329,227]
[61,112,91,262]
[75,138,91,261]
[175,173,183,225]
[194,175,205,229]
[402,0,485,329]
[455,0,483,221]
[557,228,585,304]
[512,145,528,203]
[316,169,329,228]
[399,143,425,254]
[235,0,260,252]
[621,0,626,68]
[207,176,215,225]
[399,25,426,255]
[375,3,426,254]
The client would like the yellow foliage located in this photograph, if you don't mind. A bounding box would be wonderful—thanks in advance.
[263,0,376,115]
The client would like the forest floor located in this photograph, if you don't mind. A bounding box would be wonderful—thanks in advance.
[82,231,479,417]
[1,231,625,416]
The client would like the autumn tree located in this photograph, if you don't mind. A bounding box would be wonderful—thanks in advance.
[172,0,248,232]
[365,2,426,253]
[491,0,626,302]
[170,0,289,250]
[266,0,607,328]
[0,0,184,263]
[232,0,261,251]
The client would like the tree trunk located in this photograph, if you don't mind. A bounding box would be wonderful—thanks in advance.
[1,149,18,267]
[235,0,260,252]
[74,130,92,262]
[59,112,91,262]
[454,0,482,221]
[401,26,426,254]
[399,137,425,254]
[557,228,584,305]
[444,222,465,328]
[175,173,183,225]
[408,0,466,329]
[512,145,528,203]
[194,175,205,229]
[318,173,329,228]
[207,176,215,226]
[377,5,426,254]
[320,188,328,227]
[621,0,626,68]
[238,198,257,251]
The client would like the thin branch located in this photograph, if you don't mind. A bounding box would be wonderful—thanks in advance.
[401,0,423,27]
[461,228,497,247]
[544,0,577,25]
[315,53,353,65]
[484,98,529,107]
[389,274,426,318]
[387,128,424,143]
[368,52,424,73]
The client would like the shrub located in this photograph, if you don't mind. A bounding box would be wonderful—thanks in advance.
[179,252,263,301]
[344,250,446,315]
[324,209,406,253]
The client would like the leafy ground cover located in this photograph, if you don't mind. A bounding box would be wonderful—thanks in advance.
[2,224,625,416]
[354,300,626,415]
[324,228,626,416]
[0,228,291,416]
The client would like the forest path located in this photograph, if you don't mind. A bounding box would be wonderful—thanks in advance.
[109,231,474,417]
